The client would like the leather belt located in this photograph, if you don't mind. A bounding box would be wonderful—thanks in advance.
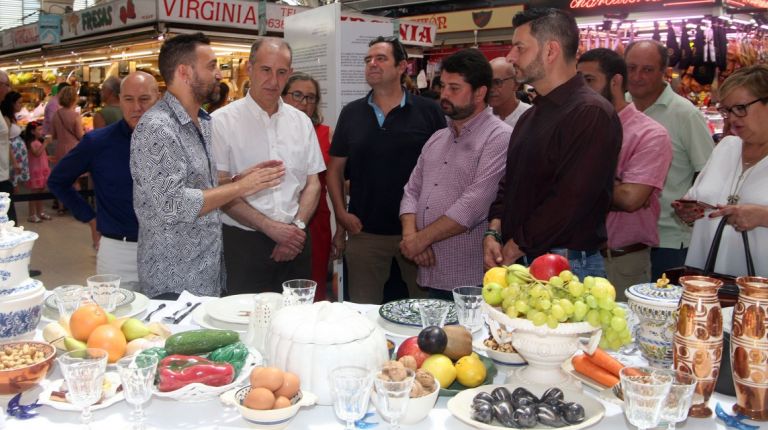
[102,234,138,243]
[600,243,648,258]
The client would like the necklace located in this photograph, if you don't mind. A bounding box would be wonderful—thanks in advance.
[727,157,754,205]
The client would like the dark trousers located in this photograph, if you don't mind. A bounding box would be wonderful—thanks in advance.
[0,181,16,224]
[222,224,312,296]
[651,246,688,281]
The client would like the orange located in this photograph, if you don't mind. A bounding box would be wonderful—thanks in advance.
[69,304,109,342]
[86,324,127,363]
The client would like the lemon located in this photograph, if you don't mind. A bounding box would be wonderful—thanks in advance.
[455,355,486,388]
[420,354,457,388]
[483,267,508,288]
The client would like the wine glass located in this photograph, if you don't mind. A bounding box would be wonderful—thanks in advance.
[656,370,698,429]
[373,368,415,430]
[619,366,673,430]
[330,366,374,430]
[58,348,109,428]
[116,354,158,430]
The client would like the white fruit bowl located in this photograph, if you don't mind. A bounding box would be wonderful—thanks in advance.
[482,302,600,388]
[371,377,440,425]
[221,387,317,430]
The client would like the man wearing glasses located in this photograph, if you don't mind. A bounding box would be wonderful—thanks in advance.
[488,57,530,128]
[212,37,324,295]
[625,41,714,280]
[328,36,445,304]
[0,70,16,223]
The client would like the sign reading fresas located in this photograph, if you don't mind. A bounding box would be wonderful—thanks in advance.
[726,0,768,8]
[405,5,523,33]
[61,0,156,40]
[339,13,436,47]
[159,0,307,32]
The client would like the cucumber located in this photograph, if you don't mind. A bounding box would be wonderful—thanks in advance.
[164,329,239,355]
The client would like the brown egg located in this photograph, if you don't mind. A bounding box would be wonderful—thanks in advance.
[274,372,300,399]
[273,396,291,409]
[250,367,284,391]
[243,387,275,410]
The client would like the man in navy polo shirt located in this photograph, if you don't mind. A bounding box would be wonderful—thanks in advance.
[48,72,160,289]
[327,36,446,304]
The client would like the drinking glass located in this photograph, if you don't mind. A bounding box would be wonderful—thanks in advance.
[87,274,121,312]
[330,366,374,430]
[373,367,415,429]
[452,286,484,332]
[116,354,158,430]
[620,367,673,430]
[54,285,86,320]
[657,370,698,429]
[58,348,109,428]
[418,301,449,328]
[282,279,317,306]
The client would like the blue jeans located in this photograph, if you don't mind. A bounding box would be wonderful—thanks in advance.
[522,248,606,280]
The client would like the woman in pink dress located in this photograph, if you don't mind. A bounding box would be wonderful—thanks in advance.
[50,86,83,214]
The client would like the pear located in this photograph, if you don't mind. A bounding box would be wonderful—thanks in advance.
[64,336,87,352]
[121,318,151,341]
[43,322,68,350]
[146,322,172,339]
[57,315,72,336]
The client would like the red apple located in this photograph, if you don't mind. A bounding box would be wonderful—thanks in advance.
[396,336,431,367]
[529,253,571,281]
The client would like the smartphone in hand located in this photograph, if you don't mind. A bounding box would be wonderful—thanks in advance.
[677,199,717,209]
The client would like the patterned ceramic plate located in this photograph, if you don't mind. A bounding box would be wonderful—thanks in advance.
[379,298,457,327]
[44,288,136,311]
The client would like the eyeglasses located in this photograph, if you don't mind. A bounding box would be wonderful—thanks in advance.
[288,91,317,104]
[492,77,516,88]
[717,98,767,119]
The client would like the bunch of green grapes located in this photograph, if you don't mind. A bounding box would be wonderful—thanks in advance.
[499,265,631,350]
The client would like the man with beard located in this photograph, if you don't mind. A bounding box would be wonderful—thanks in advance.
[484,9,622,281]
[577,49,672,299]
[489,57,531,128]
[328,36,445,304]
[400,49,512,299]
[211,38,324,295]
[130,33,285,299]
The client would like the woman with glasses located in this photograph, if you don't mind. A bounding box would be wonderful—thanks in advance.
[672,64,768,277]
[281,72,339,300]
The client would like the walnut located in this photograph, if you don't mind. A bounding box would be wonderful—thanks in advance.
[415,369,436,393]
[380,360,408,382]
[409,382,426,398]
[397,355,417,371]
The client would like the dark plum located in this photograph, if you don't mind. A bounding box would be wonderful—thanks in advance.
[512,405,538,428]
[417,326,447,354]
[561,401,586,424]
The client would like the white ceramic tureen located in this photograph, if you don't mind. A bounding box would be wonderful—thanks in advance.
[625,282,683,368]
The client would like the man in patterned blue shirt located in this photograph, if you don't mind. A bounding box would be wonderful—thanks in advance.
[130,33,285,299]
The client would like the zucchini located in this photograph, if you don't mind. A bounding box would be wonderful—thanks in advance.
[164,329,239,355]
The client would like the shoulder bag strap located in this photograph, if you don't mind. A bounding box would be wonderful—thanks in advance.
[703,217,756,276]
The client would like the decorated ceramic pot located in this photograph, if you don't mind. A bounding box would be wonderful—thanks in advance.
[0,193,38,292]
[626,282,683,368]
[0,280,44,341]
[731,276,768,421]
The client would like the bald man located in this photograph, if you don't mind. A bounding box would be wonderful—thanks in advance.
[0,70,16,223]
[488,57,531,128]
[48,72,160,289]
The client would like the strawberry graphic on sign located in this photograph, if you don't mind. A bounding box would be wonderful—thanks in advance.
[472,10,492,28]
[120,0,137,24]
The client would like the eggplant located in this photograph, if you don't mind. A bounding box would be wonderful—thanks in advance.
[471,400,494,424]
[541,387,564,402]
[512,405,538,428]
[491,387,512,403]
[536,403,567,427]
[473,392,495,405]
[511,387,539,408]
[561,401,586,424]
[492,400,517,427]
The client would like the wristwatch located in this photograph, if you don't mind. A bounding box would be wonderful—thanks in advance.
[292,219,306,230]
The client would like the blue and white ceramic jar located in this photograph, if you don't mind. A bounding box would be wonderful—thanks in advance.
[626,282,683,368]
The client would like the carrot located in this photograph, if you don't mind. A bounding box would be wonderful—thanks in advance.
[585,347,625,378]
[572,354,619,387]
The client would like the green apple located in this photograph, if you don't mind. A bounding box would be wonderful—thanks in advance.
[482,282,503,306]
[121,318,151,341]
[64,336,87,352]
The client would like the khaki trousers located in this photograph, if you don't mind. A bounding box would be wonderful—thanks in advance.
[346,231,425,304]
[603,247,651,302]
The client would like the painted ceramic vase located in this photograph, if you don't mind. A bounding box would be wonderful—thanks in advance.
[673,275,724,418]
[731,276,768,420]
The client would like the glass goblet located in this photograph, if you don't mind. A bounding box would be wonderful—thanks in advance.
[58,348,109,428]
[330,366,374,430]
[282,279,317,306]
[619,366,673,430]
[373,368,415,430]
[116,354,158,430]
[656,370,697,429]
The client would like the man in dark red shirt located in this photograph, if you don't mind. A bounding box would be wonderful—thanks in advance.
[484,8,622,281]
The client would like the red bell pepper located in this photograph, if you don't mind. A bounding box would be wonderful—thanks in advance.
[157,355,235,392]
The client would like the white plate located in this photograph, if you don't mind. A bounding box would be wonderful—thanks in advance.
[365,308,421,338]
[561,357,613,392]
[42,292,150,322]
[204,294,258,325]
[38,376,124,411]
[472,339,526,366]
[446,384,605,430]
[192,304,248,333]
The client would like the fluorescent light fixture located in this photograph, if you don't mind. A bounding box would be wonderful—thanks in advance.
[84,56,108,62]
[88,62,113,67]
[111,50,154,59]
[731,18,752,25]
[636,15,702,22]
[46,59,72,66]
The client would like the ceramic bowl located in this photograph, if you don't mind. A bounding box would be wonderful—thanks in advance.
[372,377,440,425]
[0,340,56,394]
[221,387,317,430]
[0,281,45,341]
[0,231,38,292]
[625,283,683,368]
[472,338,526,366]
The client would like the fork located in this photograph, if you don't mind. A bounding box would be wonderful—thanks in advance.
[142,303,166,322]
[162,302,193,323]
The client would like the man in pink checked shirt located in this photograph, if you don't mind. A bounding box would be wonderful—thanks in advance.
[399,49,513,299]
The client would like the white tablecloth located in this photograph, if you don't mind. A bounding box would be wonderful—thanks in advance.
[0,295,746,429]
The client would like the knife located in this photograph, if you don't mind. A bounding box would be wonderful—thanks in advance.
[173,302,201,324]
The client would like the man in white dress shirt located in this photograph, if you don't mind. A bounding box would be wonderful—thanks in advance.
[212,37,324,295]
[488,57,531,129]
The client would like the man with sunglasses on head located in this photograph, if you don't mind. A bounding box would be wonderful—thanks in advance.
[489,57,530,129]
[211,37,324,295]
[625,40,714,281]
[328,36,446,304]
